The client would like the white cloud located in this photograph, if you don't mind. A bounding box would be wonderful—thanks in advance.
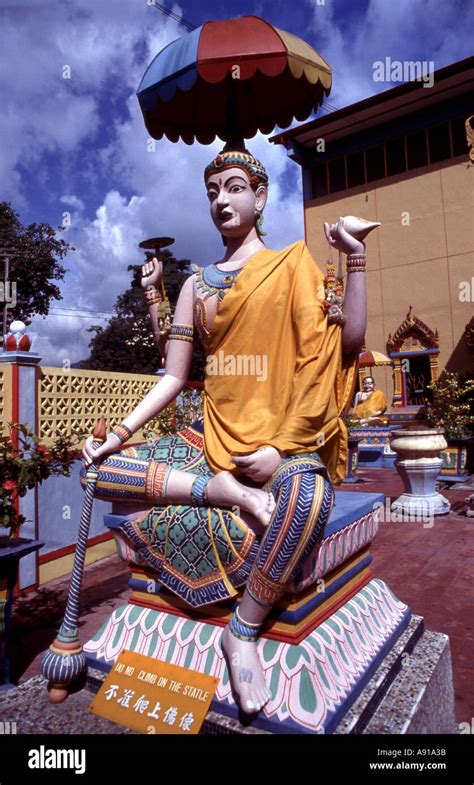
[307,0,474,106]
[19,0,473,366]
[0,1,182,203]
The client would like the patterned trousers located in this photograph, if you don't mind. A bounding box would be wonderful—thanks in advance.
[80,426,334,607]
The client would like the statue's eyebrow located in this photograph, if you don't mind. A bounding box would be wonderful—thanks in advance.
[206,175,248,191]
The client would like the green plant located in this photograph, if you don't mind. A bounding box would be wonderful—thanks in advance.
[0,423,84,534]
[425,371,474,440]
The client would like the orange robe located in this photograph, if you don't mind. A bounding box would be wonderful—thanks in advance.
[353,389,388,419]
[203,240,358,485]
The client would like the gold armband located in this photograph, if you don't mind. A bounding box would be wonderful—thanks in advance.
[168,323,194,343]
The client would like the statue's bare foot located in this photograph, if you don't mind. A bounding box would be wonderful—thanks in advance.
[207,471,276,528]
[221,625,271,714]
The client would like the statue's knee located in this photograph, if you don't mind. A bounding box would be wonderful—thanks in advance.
[278,470,331,508]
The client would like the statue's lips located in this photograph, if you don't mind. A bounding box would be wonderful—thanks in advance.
[217,213,234,221]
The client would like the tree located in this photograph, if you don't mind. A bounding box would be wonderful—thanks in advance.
[0,202,71,337]
[83,249,206,380]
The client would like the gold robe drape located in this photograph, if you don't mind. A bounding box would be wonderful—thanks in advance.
[203,240,358,485]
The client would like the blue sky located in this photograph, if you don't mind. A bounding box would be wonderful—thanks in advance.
[1,0,472,365]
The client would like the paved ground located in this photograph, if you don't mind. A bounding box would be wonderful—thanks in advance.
[7,468,474,727]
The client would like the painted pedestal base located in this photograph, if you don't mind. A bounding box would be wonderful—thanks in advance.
[352,427,398,469]
[84,578,411,734]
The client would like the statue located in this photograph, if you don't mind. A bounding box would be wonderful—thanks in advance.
[352,375,388,425]
[82,147,373,715]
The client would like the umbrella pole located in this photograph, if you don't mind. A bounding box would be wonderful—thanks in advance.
[223,91,246,151]
[40,417,106,703]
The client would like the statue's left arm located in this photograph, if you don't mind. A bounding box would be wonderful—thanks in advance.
[340,258,367,354]
[324,217,367,354]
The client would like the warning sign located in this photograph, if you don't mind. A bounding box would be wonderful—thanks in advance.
[90,650,219,734]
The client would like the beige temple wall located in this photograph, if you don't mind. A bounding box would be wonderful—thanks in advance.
[304,154,474,402]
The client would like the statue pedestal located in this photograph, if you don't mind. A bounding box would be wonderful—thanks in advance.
[351,426,398,468]
[83,491,455,734]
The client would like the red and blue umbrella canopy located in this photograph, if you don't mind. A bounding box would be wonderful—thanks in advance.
[137,15,332,145]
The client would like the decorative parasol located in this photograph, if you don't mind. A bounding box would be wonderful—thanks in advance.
[358,350,392,368]
[137,15,332,145]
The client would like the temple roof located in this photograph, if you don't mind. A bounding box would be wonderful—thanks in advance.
[386,305,439,354]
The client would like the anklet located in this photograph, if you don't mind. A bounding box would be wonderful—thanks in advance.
[191,474,211,506]
[229,607,261,642]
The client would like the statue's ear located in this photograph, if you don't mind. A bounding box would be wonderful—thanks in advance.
[255,184,267,213]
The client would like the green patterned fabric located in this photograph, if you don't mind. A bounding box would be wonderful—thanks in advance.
[119,426,260,606]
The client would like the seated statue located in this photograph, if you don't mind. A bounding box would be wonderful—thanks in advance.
[81,147,368,715]
[352,375,388,426]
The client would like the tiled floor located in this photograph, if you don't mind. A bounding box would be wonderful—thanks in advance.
[8,468,474,726]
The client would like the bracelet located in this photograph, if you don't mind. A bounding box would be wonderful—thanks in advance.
[145,287,163,305]
[111,423,133,443]
[191,474,211,506]
[346,254,366,273]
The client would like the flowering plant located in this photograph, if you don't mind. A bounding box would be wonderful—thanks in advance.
[0,423,83,534]
[425,372,474,440]
[144,387,203,439]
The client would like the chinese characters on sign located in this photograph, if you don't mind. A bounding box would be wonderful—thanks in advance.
[90,650,219,735]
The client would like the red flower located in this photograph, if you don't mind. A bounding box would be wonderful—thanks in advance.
[3,480,17,493]
[36,444,52,460]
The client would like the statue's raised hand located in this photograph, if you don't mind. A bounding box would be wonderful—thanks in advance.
[324,217,367,256]
[141,256,163,290]
[82,432,123,467]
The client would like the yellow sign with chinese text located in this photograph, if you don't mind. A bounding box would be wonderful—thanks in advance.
[90,650,220,734]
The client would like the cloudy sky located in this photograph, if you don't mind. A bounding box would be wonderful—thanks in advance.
[2,0,472,365]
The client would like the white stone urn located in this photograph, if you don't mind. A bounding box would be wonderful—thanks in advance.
[390,429,451,517]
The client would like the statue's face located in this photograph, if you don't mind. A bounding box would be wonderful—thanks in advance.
[363,377,375,392]
[205,166,266,239]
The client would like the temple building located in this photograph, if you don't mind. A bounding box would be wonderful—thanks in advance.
[272,56,473,407]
